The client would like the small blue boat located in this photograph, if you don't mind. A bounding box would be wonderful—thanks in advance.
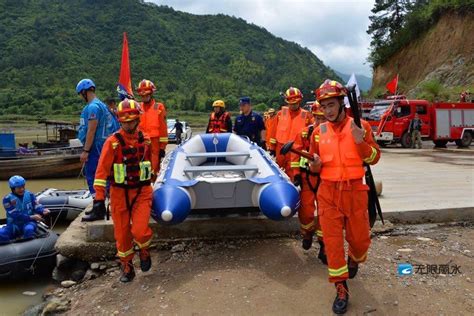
[152,133,300,225]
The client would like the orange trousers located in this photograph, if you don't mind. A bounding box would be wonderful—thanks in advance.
[110,185,153,262]
[299,174,323,240]
[150,137,161,174]
[275,143,293,178]
[317,179,371,283]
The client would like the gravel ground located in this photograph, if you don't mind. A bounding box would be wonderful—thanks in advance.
[38,222,473,316]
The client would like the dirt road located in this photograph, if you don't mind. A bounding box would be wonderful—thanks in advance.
[39,222,474,316]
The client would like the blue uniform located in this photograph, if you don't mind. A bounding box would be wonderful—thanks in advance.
[78,98,115,194]
[0,191,45,243]
[233,111,265,144]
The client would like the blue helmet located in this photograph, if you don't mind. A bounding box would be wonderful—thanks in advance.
[76,79,96,94]
[8,175,26,188]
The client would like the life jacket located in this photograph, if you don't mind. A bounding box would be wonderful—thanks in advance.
[5,192,34,224]
[109,131,152,188]
[139,99,163,138]
[275,107,309,144]
[319,118,365,181]
[208,111,230,133]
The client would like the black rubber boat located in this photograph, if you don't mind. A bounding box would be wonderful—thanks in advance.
[0,219,58,280]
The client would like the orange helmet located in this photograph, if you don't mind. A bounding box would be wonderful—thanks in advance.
[136,79,156,96]
[315,79,347,102]
[117,99,141,122]
[312,101,324,116]
[284,87,303,104]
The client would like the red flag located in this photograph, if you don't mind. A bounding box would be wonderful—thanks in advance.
[385,74,398,94]
[117,32,133,99]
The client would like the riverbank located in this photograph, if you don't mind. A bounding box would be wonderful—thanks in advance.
[31,222,473,315]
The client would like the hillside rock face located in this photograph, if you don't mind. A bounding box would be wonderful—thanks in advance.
[372,12,474,94]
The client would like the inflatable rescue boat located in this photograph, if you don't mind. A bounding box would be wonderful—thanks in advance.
[152,133,300,225]
[36,189,92,221]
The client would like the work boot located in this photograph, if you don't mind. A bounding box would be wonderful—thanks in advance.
[348,256,359,279]
[139,248,152,272]
[119,261,135,283]
[332,281,349,314]
[82,200,106,222]
[302,235,313,250]
[317,240,328,265]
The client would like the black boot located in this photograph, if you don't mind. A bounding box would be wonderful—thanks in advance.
[317,240,327,265]
[82,200,106,222]
[139,248,152,272]
[302,235,313,250]
[348,256,359,279]
[119,261,135,283]
[332,281,349,314]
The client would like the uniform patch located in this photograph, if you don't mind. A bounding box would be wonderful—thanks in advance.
[89,113,97,119]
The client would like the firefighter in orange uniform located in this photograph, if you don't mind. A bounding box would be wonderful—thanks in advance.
[137,79,168,173]
[206,100,232,133]
[268,87,312,179]
[291,102,327,264]
[309,80,381,314]
[264,108,277,150]
[93,99,154,283]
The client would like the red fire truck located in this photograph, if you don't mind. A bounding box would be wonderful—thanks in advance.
[370,97,474,147]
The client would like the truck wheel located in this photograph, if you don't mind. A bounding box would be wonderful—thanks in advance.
[455,132,472,147]
[400,132,412,148]
[433,140,448,148]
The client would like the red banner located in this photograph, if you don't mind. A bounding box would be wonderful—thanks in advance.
[385,74,398,94]
[117,32,133,99]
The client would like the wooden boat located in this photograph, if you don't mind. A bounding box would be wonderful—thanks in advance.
[0,148,82,180]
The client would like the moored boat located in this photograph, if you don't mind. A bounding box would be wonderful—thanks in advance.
[36,188,92,221]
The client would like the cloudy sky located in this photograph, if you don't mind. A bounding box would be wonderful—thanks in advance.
[150,0,375,77]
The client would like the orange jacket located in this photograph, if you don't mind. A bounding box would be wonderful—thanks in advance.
[268,107,312,150]
[93,129,153,200]
[208,111,231,133]
[309,116,380,181]
[139,99,168,149]
[265,115,277,148]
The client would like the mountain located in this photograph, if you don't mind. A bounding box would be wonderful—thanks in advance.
[0,0,340,116]
[334,71,372,92]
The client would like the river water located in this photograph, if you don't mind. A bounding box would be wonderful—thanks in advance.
[0,177,86,315]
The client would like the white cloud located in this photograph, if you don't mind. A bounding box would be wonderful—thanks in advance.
[149,0,374,76]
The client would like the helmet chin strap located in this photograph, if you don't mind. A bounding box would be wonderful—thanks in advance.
[81,91,89,103]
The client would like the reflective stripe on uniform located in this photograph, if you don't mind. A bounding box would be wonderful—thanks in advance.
[302,131,308,137]
[314,135,320,142]
[269,138,277,144]
[159,137,169,142]
[299,157,308,168]
[363,146,378,164]
[350,251,368,263]
[139,161,152,181]
[117,247,135,258]
[135,237,152,249]
[113,163,125,184]
[316,230,323,238]
[328,265,348,277]
[93,179,107,187]
[290,162,300,168]
[301,222,315,230]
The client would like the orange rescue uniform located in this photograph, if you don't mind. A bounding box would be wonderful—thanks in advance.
[139,99,168,173]
[291,124,323,240]
[265,114,277,149]
[309,116,380,283]
[268,106,312,179]
[93,129,154,263]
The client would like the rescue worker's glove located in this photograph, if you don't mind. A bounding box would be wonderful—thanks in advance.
[293,174,302,188]
[269,150,276,157]
[159,149,166,158]
[82,200,106,222]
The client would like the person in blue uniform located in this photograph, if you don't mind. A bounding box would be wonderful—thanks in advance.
[76,79,115,196]
[0,176,49,243]
[233,97,265,146]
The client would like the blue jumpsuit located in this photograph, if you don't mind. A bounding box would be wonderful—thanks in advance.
[0,191,45,243]
[78,98,116,194]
